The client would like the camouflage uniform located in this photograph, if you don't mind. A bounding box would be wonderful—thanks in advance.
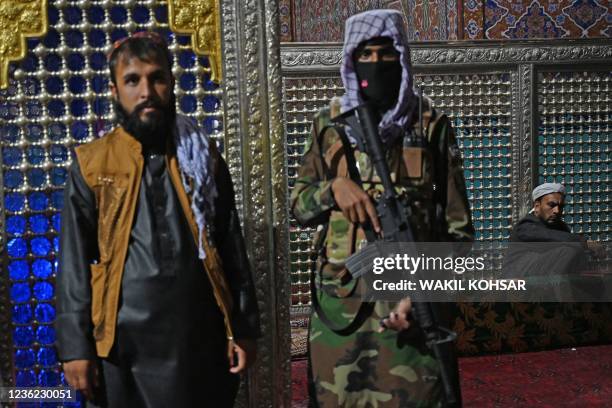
[290,99,474,407]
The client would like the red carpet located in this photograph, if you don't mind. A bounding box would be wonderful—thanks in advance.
[292,345,612,407]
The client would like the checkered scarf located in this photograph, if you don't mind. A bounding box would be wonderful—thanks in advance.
[340,9,417,144]
[174,115,217,260]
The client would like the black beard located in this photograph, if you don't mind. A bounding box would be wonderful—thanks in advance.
[114,95,176,154]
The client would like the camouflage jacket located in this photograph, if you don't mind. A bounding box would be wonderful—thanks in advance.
[291,101,474,284]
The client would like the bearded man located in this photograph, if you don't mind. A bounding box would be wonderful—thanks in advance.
[55,32,260,407]
[506,182,604,277]
[291,10,474,407]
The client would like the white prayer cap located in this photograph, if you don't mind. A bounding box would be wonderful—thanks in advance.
[532,183,565,201]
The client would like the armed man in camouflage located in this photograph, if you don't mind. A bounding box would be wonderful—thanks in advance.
[290,10,474,407]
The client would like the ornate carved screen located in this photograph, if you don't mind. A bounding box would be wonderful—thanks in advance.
[281,40,611,312]
[0,0,224,394]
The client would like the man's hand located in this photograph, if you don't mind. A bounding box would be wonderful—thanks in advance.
[228,339,257,374]
[331,177,381,233]
[62,359,98,400]
[377,297,412,333]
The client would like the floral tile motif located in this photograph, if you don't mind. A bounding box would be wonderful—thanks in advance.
[464,0,485,38]
[562,0,607,34]
[484,0,509,35]
[503,1,569,38]
[280,0,292,42]
[466,0,609,39]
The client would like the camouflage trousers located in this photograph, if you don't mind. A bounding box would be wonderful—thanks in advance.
[308,289,448,408]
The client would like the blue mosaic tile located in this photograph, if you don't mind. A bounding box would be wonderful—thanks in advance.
[110,6,128,24]
[203,75,218,91]
[133,6,150,23]
[37,347,58,366]
[8,260,29,280]
[203,95,219,113]
[39,369,61,387]
[6,215,26,235]
[46,76,64,94]
[23,78,41,96]
[49,122,67,140]
[50,145,69,163]
[35,303,56,323]
[33,282,54,301]
[71,121,89,140]
[13,326,35,347]
[64,5,82,24]
[4,170,24,189]
[180,95,197,113]
[8,238,28,258]
[67,53,86,71]
[29,192,49,211]
[10,282,31,303]
[0,102,19,120]
[178,51,196,68]
[33,259,53,279]
[51,191,64,210]
[15,349,36,369]
[66,30,84,48]
[3,146,23,166]
[6,192,25,212]
[44,53,62,72]
[28,168,47,188]
[90,52,107,70]
[48,100,66,117]
[87,6,105,24]
[154,5,168,23]
[0,123,20,142]
[21,54,39,72]
[25,101,43,118]
[48,6,59,25]
[69,77,87,94]
[51,167,68,186]
[31,237,52,256]
[15,369,37,387]
[89,29,107,48]
[91,75,108,93]
[26,124,44,141]
[180,73,196,90]
[37,325,56,345]
[12,304,33,324]
[93,98,110,115]
[110,28,129,42]
[53,213,62,231]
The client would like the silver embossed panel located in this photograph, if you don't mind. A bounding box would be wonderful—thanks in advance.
[284,76,343,307]
[537,70,611,241]
[414,73,514,242]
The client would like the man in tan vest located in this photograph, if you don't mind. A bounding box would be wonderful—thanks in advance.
[56,32,260,407]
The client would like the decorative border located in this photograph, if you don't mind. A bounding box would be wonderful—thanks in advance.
[0,117,11,388]
[281,40,612,70]
[167,0,224,81]
[518,64,535,219]
[221,0,290,405]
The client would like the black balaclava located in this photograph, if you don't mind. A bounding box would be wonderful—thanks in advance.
[114,94,176,154]
[353,37,403,114]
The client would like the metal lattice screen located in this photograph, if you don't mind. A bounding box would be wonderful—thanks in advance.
[284,76,344,310]
[1,0,223,393]
[537,70,611,241]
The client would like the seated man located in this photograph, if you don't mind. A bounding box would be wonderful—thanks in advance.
[506,182,603,278]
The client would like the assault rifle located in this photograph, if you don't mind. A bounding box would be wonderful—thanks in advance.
[332,102,459,407]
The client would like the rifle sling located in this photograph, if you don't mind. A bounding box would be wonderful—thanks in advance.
[310,125,375,336]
